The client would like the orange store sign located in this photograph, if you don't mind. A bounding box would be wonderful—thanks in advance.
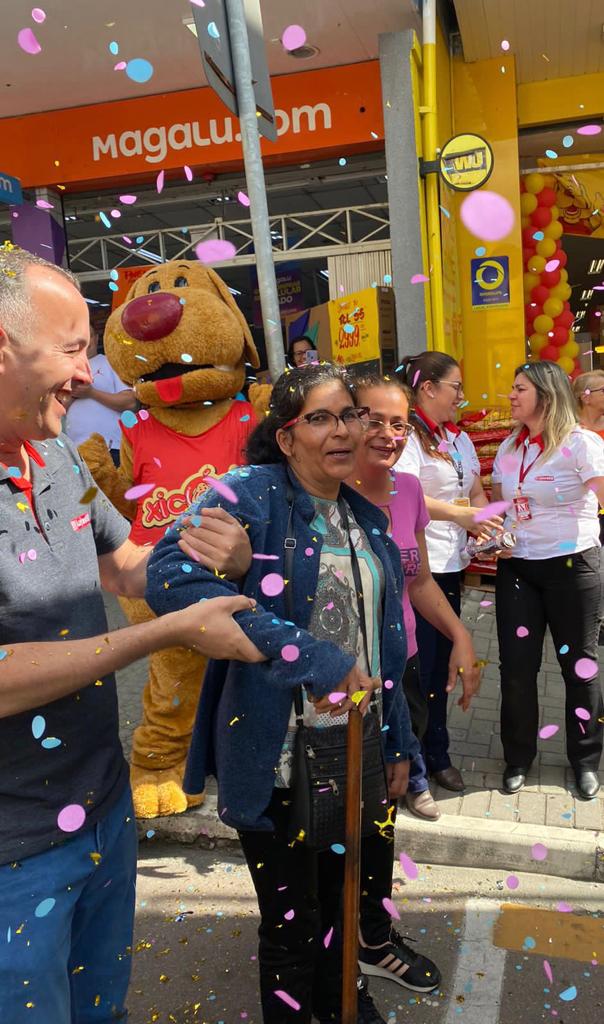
[0,62,383,189]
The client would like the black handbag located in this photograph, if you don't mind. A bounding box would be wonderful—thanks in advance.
[282,486,389,851]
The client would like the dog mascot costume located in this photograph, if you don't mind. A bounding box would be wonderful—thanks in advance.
[80,259,263,819]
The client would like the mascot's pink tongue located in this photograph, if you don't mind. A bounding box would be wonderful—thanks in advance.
[155,376,183,403]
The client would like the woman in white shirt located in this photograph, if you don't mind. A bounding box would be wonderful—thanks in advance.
[395,352,499,792]
[491,361,604,800]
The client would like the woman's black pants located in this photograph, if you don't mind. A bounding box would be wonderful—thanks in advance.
[495,548,604,770]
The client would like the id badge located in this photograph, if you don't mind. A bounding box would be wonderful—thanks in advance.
[513,495,532,522]
[452,496,470,508]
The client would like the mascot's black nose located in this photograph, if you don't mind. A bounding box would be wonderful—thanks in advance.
[121,292,183,341]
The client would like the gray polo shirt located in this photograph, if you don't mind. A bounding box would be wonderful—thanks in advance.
[0,434,130,865]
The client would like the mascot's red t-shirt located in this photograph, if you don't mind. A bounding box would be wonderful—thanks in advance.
[122,400,255,547]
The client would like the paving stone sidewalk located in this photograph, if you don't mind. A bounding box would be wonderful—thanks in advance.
[110,584,604,838]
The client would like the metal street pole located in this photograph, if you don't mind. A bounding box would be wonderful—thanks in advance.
[224,0,285,380]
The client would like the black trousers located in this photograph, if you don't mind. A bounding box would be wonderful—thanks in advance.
[495,548,604,770]
[414,571,462,773]
[239,790,396,1023]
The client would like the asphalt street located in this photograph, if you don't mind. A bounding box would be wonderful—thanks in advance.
[128,845,603,1024]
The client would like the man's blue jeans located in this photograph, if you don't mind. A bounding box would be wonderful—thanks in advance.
[0,783,137,1023]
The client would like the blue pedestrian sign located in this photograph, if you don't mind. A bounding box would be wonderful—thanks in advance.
[0,171,23,206]
[471,256,510,309]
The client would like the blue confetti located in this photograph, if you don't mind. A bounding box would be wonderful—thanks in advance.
[34,898,56,918]
[72,464,80,474]
[55,438,65,448]
[559,644,569,654]
[108,282,119,292]
[32,715,46,739]
[181,353,193,363]
[181,563,193,574]
[99,212,112,229]
[343,324,355,334]
[240,414,250,422]
[0,650,8,662]
[109,41,119,55]
[331,843,345,855]
[7,466,21,478]
[208,21,220,39]
[190,515,202,527]
[562,135,573,148]
[559,986,577,1002]
[339,157,347,166]
[235,392,246,401]
[125,58,154,84]
[383,274,392,285]
[439,204,451,218]
[475,246,487,257]
[146,829,155,839]
[135,236,144,244]
[523,936,536,949]
[120,411,138,428]
[109,269,118,281]
[532,231,544,241]
[545,149,558,159]
[41,737,61,749]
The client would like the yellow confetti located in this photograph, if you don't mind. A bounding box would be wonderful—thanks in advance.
[59,629,69,636]
[79,485,98,505]
[94,996,100,1007]
[94,679,103,686]
[89,852,102,865]
[229,716,240,726]
[16,501,28,512]
[351,690,366,706]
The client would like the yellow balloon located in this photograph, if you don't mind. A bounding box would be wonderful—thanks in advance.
[561,284,572,301]
[560,268,568,283]
[560,339,579,360]
[557,356,574,374]
[549,283,567,300]
[524,173,545,195]
[534,314,554,334]
[544,220,563,240]
[529,332,548,353]
[541,174,556,189]
[550,205,560,220]
[524,272,540,294]
[543,297,563,318]
[520,193,538,216]
[536,238,557,258]
[527,255,546,274]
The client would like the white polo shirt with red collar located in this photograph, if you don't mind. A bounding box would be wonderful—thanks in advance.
[394,408,481,573]
[492,426,604,560]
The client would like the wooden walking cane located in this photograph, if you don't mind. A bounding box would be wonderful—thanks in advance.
[341,705,363,1024]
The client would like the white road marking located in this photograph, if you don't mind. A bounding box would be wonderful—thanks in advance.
[443,899,506,1024]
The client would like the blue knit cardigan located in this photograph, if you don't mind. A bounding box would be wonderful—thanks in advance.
[146,462,410,832]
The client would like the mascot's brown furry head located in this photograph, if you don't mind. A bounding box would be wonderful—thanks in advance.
[104,259,260,408]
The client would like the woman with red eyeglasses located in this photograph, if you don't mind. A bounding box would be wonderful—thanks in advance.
[394,352,501,794]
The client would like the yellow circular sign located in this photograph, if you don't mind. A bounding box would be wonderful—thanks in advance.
[439,134,494,192]
[475,259,505,290]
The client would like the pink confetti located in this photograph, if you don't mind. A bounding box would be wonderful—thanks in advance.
[27,549,37,561]
[57,803,86,833]
[328,691,347,704]
[382,896,401,920]
[473,500,510,522]
[252,553,279,561]
[284,909,295,920]
[122,236,133,244]
[557,901,573,912]
[460,190,515,241]
[195,239,237,264]
[35,199,54,210]
[305,547,314,556]
[561,446,572,458]
[156,170,165,194]
[110,209,121,218]
[184,165,193,182]
[543,959,553,984]
[18,27,41,54]
[18,552,26,564]
[539,724,559,740]
[384,679,394,689]
[545,258,560,273]
[238,190,251,207]
[190,0,206,6]
[531,842,548,861]
[410,273,429,284]
[260,572,285,597]
[500,39,510,51]
[325,601,334,610]
[506,875,519,890]
[480,599,492,607]
[119,194,137,204]
[124,482,156,500]
[323,926,334,948]
[203,475,238,504]
[31,8,46,23]
[437,439,451,453]
[575,659,597,680]
[399,852,418,880]
[516,626,529,638]
[281,24,307,51]
[274,990,301,1011]
[281,644,300,663]
[412,369,421,388]
[575,706,591,721]
[114,61,126,71]
[138,409,150,421]
[577,124,602,136]
[153,456,162,467]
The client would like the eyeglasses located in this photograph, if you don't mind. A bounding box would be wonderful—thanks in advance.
[437,380,464,395]
[366,418,414,438]
[283,406,370,432]
[584,387,604,396]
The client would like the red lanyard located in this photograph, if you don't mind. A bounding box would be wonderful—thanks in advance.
[518,442,541,490]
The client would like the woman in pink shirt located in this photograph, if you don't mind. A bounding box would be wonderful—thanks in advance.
[348,372,480,819]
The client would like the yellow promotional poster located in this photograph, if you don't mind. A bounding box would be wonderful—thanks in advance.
[439,133,494,192]
[328,288,381,366]
[551,168,604,237]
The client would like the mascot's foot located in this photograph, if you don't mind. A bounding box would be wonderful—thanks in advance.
[131,763,205,820]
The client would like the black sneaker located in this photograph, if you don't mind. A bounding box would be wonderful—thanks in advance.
[357,975,387,1024]
[358,930,441,992]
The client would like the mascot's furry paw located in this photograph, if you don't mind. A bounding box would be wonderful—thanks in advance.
[131,762,205,819]
[249,382,272,420]
[78,433,137,520]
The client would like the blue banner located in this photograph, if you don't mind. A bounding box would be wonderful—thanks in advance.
[471,256,510,309]
[0,171,23,206]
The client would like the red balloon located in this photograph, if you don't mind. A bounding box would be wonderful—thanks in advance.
[520,179,526,193]
[551,326,568,346]
[531,207,553,228]
[556,249,568,268]
[563,301,571,312]
[540,345,560,361]
[531,285,550,305]
[522,226,538,246]
[541,269,561,288]
[556,310,574,329]
[570,366,582,382]
[523,246,537,264]
[538,187,557,208]
[526,303,542,324]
